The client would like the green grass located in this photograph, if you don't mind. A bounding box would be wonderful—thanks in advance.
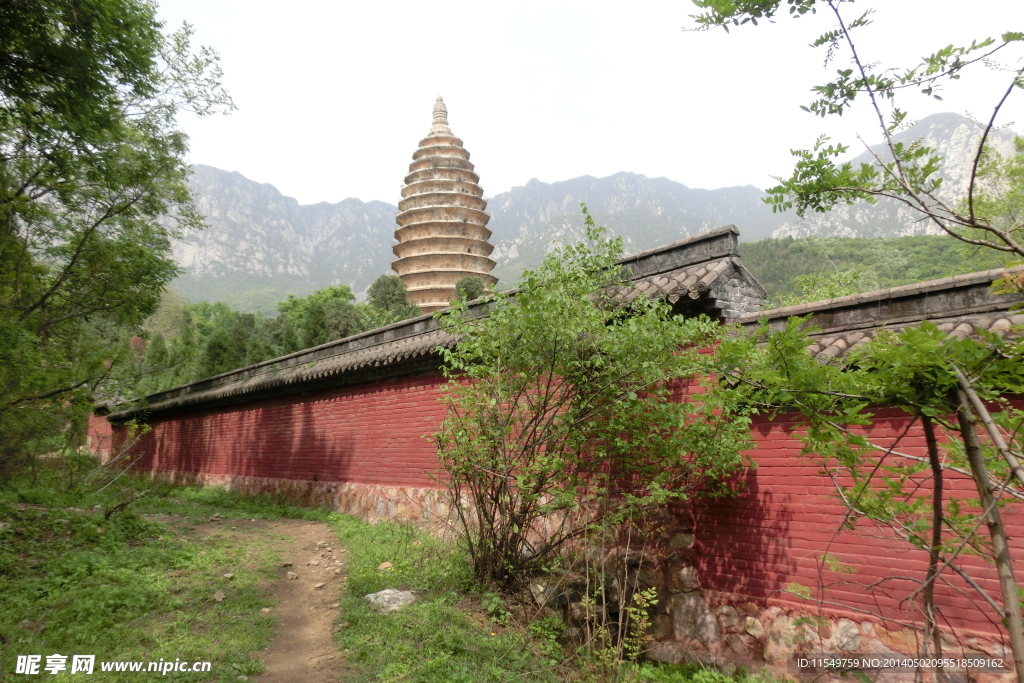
[327,515,562,682]
[1,459,776,683]
[322,516,758,683]
[0,461,328,682]
[0,508,278,682]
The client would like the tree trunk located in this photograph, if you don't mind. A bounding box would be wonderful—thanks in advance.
[957,396,1024,683]
[922,415,945,679]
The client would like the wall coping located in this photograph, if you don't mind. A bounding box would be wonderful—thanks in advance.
[105,226,751,422]
[105,230,1023,422]
[738,265,1024,336]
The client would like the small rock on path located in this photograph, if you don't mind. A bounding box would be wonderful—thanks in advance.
[364,589,416,613]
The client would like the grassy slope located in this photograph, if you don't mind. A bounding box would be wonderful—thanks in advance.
[0,467,328,682]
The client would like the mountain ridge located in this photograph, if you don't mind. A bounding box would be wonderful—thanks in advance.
[172,113,1018,313]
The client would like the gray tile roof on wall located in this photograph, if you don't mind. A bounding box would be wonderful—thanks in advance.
[800,311,1024,360]
[738,266,1024,359]
[107,226,760,422]
[105,235,1023,422]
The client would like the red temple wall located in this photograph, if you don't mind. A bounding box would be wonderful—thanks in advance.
[86,413,112,460]
[695,408,1022,641]
[101,374,1023,644]
[128,374,448,489]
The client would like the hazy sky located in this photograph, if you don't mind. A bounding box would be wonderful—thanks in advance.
[157,0,1024,206]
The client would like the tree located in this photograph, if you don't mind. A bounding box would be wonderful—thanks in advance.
[774,268,865,306]
[276,284,369,350]
[435,209,753,589]
[691,1,1024,264]
[454,276,486,302]
[976,136,1024,302]
[694,4,1024,672]
[197,310,254,378]
[130,284,384,396]
[367,275,421,323]
[0,0,232,479]
[323,298,365,338]
[302,300,329,349]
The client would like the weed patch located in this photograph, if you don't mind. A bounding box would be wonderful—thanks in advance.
[1,461,779,683]
[328,515,563,682]
[0,465,303,681]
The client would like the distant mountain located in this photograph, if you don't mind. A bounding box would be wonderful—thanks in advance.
[172,165,397,314]
[172,113,1018,311]
[173,167,784,311]
[485,175,782,285]
[771,112,1018,239]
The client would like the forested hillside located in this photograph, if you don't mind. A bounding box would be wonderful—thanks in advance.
[738,235,1015,307]
[134,276,421,395]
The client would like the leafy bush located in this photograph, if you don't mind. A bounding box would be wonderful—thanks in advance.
[436,208,754,588]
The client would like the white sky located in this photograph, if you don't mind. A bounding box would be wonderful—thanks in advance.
[156,0,1024,206]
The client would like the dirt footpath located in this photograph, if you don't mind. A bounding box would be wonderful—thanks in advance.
[256,519,347,682]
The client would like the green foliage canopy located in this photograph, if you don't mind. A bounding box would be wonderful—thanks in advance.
[134,277,426,396]
[367,274,421,323]
[454,276,486,302]
[0,0,232,480]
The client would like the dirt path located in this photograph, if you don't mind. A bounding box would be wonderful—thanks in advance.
[255,518,348,682]
[148,513,348,682]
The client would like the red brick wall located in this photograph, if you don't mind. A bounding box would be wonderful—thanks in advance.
[127,374,448,488]
[87,413,113,460]
[111,374,1022,641]
[695,407,1023,640]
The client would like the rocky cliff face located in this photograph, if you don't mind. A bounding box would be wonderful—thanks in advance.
[173,113,1018,310]
[172,165,397,313]
[485,174,781,285]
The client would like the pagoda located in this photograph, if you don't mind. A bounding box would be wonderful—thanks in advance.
[392,97,496,312]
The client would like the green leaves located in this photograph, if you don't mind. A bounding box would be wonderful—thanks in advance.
[690,0,817,31]
[773,269,866,306]
[691,0,1024,262]
[435,206,753,586]
[721,309,1024,624]
[0,1,236,478]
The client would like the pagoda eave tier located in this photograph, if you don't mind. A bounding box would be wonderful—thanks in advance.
[398,192,488,212]
[392,254,497,276]
[407,286,495,313]
[405,279,500,312]
[418,134,463,148]
[394,223,492,244]
[403,168,480,188]
[407,157,475,174]
[412,145,470,161]
[404,272,499,290]
[395,206,489,228]
[392,237,494,259]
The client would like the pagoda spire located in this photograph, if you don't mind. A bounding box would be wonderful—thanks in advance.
[391,98,497,313]
[429,96,452,136]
